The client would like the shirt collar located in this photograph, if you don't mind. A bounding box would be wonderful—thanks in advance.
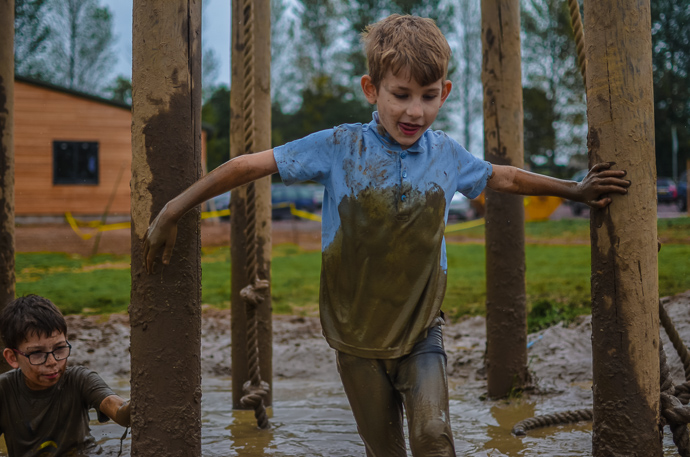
[369,111,426,154]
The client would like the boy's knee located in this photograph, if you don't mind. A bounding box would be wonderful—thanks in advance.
[410,418,455,457]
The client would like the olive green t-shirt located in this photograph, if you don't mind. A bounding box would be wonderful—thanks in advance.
[0,366,114,457]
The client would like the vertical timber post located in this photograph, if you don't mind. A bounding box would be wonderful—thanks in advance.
[230,0,273,409]
[584,0,661,455]
[481,0,529,398]
[0,0,15,309]
[131,1,202,455]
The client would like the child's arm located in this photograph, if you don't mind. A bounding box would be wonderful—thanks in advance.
[99,395,131,427]
[487,162,630,208]
[143,149,278,273]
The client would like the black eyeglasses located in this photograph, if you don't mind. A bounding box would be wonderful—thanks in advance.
[13,342,72,365]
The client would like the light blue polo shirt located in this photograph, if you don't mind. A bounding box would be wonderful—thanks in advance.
[274,112,492,358]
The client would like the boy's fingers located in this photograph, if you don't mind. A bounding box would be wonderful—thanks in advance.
[590,162,613,173]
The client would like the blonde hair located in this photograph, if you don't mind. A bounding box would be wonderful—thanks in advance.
[362,14,452,88]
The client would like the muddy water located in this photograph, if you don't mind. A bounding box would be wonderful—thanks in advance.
[7,376,673,457]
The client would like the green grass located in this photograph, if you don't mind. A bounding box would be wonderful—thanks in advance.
[14,218,690,329]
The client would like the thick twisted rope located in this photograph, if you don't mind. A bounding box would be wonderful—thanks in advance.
[512,409,592,436]
[567,0,586,86]
[512,300,690,457]
[238,0,270,430]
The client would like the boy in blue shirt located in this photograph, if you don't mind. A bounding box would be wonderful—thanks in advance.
[143,14,629,456]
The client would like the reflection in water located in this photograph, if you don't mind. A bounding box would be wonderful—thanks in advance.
[1,375,683,456]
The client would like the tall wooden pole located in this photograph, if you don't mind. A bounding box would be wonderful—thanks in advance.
[130,1,202,455]
[481,0,528,398]
[230,0,273,410]
[0,0,15,309]
[585,0,660,455]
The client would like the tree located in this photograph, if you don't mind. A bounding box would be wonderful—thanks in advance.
[14,0,52,79]
[201,85,231,171]
[46,0,115,93]
[106,75,132,105]
[521,0,586,173]
[651,0,690,178]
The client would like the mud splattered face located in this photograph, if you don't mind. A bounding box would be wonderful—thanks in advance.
[6,330,69,390]
[361,68,452,149]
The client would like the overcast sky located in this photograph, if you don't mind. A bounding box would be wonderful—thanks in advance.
[100,0,231,86]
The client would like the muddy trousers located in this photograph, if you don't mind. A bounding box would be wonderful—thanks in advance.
[336,326,456,457]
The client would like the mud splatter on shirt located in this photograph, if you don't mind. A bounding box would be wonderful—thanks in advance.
[273,112,492,358]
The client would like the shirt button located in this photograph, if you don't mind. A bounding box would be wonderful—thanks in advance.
[402,171,408,178]
[401,152,407,159]
[401,194,406,201]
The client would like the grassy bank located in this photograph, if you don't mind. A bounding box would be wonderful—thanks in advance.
[15,218,690,330]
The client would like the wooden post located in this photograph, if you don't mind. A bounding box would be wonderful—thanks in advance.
[130,1,202,455]
[0,0,15,309]
[585,0,660,455]
[481,0,528,398]
[230,0,273,409]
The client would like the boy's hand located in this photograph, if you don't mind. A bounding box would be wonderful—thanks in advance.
[142,204,179,274]
[576,162,630,209]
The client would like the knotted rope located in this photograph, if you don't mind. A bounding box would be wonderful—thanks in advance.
[511,300,690,457]
[238,0,270,430]
[567,0,587,86]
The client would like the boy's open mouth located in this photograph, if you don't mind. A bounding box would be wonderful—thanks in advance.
[398,122,421,136]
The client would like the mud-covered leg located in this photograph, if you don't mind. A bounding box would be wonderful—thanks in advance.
[336,352,407,457]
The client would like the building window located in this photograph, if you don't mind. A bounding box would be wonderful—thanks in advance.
[53,141,99,185]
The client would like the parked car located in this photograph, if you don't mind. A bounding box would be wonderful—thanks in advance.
[656,177,678,204]
[271,183,321,220]
[448,192,475,221]
[566,169,589,216]
[678,171,688,212]
[209,191,231,220]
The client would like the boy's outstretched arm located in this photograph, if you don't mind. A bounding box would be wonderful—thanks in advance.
[100,395,131,427]
[487,162,630,207]
[143,149,278,273]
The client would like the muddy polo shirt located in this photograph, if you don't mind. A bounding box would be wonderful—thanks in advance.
[274,112,493,359]
[0,366,114,457]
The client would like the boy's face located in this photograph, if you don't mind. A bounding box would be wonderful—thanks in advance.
[361,68,452,149]
[2,330,69,390]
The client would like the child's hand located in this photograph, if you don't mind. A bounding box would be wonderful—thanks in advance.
[142,205,179,274]
[576,162,630,209]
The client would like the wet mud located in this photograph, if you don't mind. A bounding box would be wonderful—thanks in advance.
[52,291,690,456]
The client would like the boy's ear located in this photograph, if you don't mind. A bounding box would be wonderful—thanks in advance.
[439,80,453,107]
[3,348,19,369]
[360,75,378,104]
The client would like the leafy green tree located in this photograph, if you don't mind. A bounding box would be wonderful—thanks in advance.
[14,0,53,79]
[271,75,373,147]
[106,76,132,105]
[651,0,690,178]
[201,85,231,172]
[523,87,557,174]
[521,0,586,171]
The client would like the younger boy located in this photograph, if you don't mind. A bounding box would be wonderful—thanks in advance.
[0,294,131,456]
[143,14,629,456]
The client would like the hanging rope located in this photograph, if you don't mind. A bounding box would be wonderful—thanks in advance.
[567,0,587,86]
[237,0,270,430]
[511,300,690,457]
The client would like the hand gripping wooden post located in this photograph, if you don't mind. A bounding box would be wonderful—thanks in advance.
[481,0,529,398]
[130,1,203,455]
[584,0,661,455]
[230,0,273,428]
[0,0,15,310]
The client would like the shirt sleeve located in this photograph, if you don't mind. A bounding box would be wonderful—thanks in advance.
[453,141,493,199]
[273,127,344,186]
[73,367,116,423]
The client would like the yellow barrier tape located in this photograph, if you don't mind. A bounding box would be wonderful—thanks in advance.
[289,204,322,222]
[201,209,231,220]
[65,212,97,240]
[444,218,485,233]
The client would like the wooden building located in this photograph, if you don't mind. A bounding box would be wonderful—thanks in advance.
[14,76,206,218]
